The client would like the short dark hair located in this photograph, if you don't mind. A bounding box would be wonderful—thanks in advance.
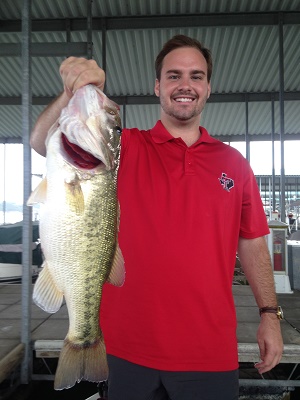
[155,35,213,82]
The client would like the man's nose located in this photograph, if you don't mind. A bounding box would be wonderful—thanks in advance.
[177,76,192,91]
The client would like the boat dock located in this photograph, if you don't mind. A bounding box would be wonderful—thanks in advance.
[1,283,300,389]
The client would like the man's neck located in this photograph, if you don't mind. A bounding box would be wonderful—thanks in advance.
[161,116,201,147]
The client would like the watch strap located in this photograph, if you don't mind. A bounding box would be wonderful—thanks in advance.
[259,306,283,320]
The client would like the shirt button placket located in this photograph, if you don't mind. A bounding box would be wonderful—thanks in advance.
[185,149,195,175]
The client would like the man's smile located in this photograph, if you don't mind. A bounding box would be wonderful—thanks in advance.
[172,95,196,103]
[174,97,193,102]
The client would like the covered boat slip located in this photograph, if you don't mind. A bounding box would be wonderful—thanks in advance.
[0,285,300,389]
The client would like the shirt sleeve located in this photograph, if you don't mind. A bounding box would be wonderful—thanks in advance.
[239,161,270,239]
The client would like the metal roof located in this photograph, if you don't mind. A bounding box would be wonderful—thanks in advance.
[0,0,299,142]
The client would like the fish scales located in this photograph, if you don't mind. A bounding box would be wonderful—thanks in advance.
[27,85,124,390]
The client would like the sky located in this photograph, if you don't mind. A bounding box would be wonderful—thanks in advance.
[231,140,296,175]
[34,138,298,176]
[0,139,299,207]
[0,145,46,204]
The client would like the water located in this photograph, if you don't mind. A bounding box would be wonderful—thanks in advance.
[0,210,40,225]
[0,211,23,225]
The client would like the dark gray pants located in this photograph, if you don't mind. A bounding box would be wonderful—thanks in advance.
[107,355,239,400]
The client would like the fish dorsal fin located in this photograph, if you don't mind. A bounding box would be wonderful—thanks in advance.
[107,244,125,287]
[27,177,47,205]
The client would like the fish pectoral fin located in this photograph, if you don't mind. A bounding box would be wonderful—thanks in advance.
[107,244,125,287]
[64,181,85,214]
[27,177,47,205]
[33,261,64,313]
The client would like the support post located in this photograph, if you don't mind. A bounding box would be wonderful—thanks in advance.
[278,13,286,222]
[245,95,250,162]
[21,0,33,385]
[87,0,93,60]
[101,18,107,92]
[123,102,127,129]
[271,97,276,212]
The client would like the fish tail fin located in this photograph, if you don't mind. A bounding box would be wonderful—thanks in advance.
[54,336,108,390]
[33,262,63,313]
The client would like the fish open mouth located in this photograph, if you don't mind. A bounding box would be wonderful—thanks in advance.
[61,133,102,169]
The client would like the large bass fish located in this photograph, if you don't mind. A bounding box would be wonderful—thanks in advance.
[28,84,124,390]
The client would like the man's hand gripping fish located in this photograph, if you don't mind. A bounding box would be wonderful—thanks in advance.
[27,84,124,390]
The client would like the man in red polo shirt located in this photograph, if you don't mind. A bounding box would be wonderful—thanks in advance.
[30,35,283,400]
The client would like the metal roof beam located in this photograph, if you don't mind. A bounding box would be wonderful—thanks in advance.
[0,12,299,33]
[0,42,88,57]
[211,133,300,142]
[0,91,299,106]
[104,12,299,30]
[209,92,300,103]
[111,92,300,104]
[3,133,300,145]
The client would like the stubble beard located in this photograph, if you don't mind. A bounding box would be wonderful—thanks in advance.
[160,94,208,122]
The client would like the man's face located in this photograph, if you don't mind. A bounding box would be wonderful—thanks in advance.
[155,47,211,123]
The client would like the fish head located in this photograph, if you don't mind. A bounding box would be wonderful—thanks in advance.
[51,84,122,173]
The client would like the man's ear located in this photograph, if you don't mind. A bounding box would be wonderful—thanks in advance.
[154,79,160,97]
[207,82,211,99]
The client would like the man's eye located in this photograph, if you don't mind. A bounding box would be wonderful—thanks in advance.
[169,75,179,80]
[192,75,203,80]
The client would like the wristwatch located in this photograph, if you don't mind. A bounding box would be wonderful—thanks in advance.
[259,306,284,320]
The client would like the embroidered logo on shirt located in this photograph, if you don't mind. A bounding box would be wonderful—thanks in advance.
[219,173,234,192]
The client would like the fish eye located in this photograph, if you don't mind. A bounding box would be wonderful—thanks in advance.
[116,126,122,135]
[108,108,116,116]
[104,105,118,116]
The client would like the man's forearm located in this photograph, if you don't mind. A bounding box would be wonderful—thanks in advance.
[30,90,70,156]
[238,236,278,308]
[238,236,283,372]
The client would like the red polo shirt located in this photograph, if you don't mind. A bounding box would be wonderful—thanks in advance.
[101,121,269,371]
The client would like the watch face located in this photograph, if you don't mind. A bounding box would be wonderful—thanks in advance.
[277,306,284,320]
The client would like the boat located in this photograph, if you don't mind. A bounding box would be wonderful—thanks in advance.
[0,262,40,282]
[0,221,42,283]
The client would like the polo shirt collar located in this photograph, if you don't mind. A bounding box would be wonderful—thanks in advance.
[150,120,216,145]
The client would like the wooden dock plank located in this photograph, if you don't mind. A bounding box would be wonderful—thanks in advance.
[0,318,48,340]
[1,283,300,383]
[0,343,24,383]
[31,318,68,341]
[0,339,20,360]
